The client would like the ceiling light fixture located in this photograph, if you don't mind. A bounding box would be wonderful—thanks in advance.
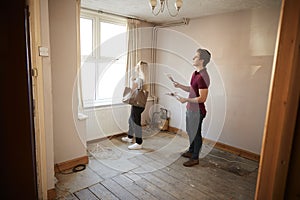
[149,0,183,17]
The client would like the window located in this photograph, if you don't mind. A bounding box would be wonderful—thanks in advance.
[80,11,127,107]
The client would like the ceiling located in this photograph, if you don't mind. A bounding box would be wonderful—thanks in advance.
[81,0,281,24]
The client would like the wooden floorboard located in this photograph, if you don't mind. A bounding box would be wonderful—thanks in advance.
[124,172,178,200]
[139,172,193,199]
[89,183,119,200]
[166,157,255,199]
[151,169,213,200]
[160,166,225,200]
[101,179,139,200]
[55,131,258,200]
[74,188,99,200]
[112,174,159,200]
[64,194,80,200]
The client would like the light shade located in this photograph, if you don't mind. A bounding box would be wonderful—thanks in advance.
[175,0,183,11]
[149,0,183,17]
[149,0,157,10]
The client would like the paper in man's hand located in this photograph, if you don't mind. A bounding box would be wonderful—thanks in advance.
[165,92,181,100]
[165,73,175,83]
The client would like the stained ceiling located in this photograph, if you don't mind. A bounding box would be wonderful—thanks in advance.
[81,0,281,24]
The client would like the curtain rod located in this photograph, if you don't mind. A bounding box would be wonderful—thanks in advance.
[81,7,149,23]
[155,18,189,27]
[80,7,187,26]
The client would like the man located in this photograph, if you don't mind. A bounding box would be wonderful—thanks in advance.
[173,48,211,167]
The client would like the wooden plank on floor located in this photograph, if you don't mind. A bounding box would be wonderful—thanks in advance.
[138,172,195,199]
[89,183,119,200]
[144,149,183,169]
[152,169,214,200]
[130,155,166,174]
[167,157,255,199]
[88,158,121,180]
[160,167,227,200]
[68,131,259,200]
[112,174,159,200]
[64,194,80,200]
[101,179,138,200]
[74,188,99,200]
[124,172,177,200]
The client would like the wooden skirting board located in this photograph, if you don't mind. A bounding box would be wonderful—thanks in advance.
[47,188,56,200]
[86,127,260,161]
[203,138,260,161]
[51,156,88,199]
[168,126,260,162]
[54,155,89,173]
[86,132,127,145]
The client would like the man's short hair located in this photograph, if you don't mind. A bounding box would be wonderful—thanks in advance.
[197,48,211,67]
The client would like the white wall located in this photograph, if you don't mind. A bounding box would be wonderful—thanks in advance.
[47,0,156,161]
[49,0,86,163]
[85,101,154,141]
[155,7,281,154]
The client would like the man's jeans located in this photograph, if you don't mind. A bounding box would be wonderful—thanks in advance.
[186,110,205,160]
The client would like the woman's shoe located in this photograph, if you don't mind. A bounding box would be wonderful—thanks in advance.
[128,143,142,150]
[121,136,133,143]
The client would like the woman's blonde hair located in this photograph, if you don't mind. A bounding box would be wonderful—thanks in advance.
[136,60,148,79]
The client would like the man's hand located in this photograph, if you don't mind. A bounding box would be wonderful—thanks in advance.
[173,81,180,88]
[173,81,190,92]
[177,97,187,104]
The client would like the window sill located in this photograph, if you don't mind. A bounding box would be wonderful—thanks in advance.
[78,113,88,121]
[83,97,155,110]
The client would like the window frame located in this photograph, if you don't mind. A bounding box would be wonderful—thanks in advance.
[80,9,128,108]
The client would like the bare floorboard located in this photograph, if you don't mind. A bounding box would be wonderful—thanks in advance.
[151,169,214,199]
[138,172,198,199]
[64,194,79,200]
[89,183,119,200]
[167,158,255,199]
[100,179,139,200]
[160,166,227,199]
[112,174,159,200]
[74,188,99,200]
[124,172,178,200]
[55,131,258,200]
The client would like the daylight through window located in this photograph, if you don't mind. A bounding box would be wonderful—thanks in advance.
[80,10,127,107]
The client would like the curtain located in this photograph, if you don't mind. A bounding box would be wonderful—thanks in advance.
[150,27,157,98]
[76,0,84,112]
[126,19,155,98]
[125,19,141,87]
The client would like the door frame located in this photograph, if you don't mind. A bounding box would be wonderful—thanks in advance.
[255,0,300,199]
[27,0,48,199]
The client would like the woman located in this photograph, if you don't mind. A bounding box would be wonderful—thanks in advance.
[122,61,148,150]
